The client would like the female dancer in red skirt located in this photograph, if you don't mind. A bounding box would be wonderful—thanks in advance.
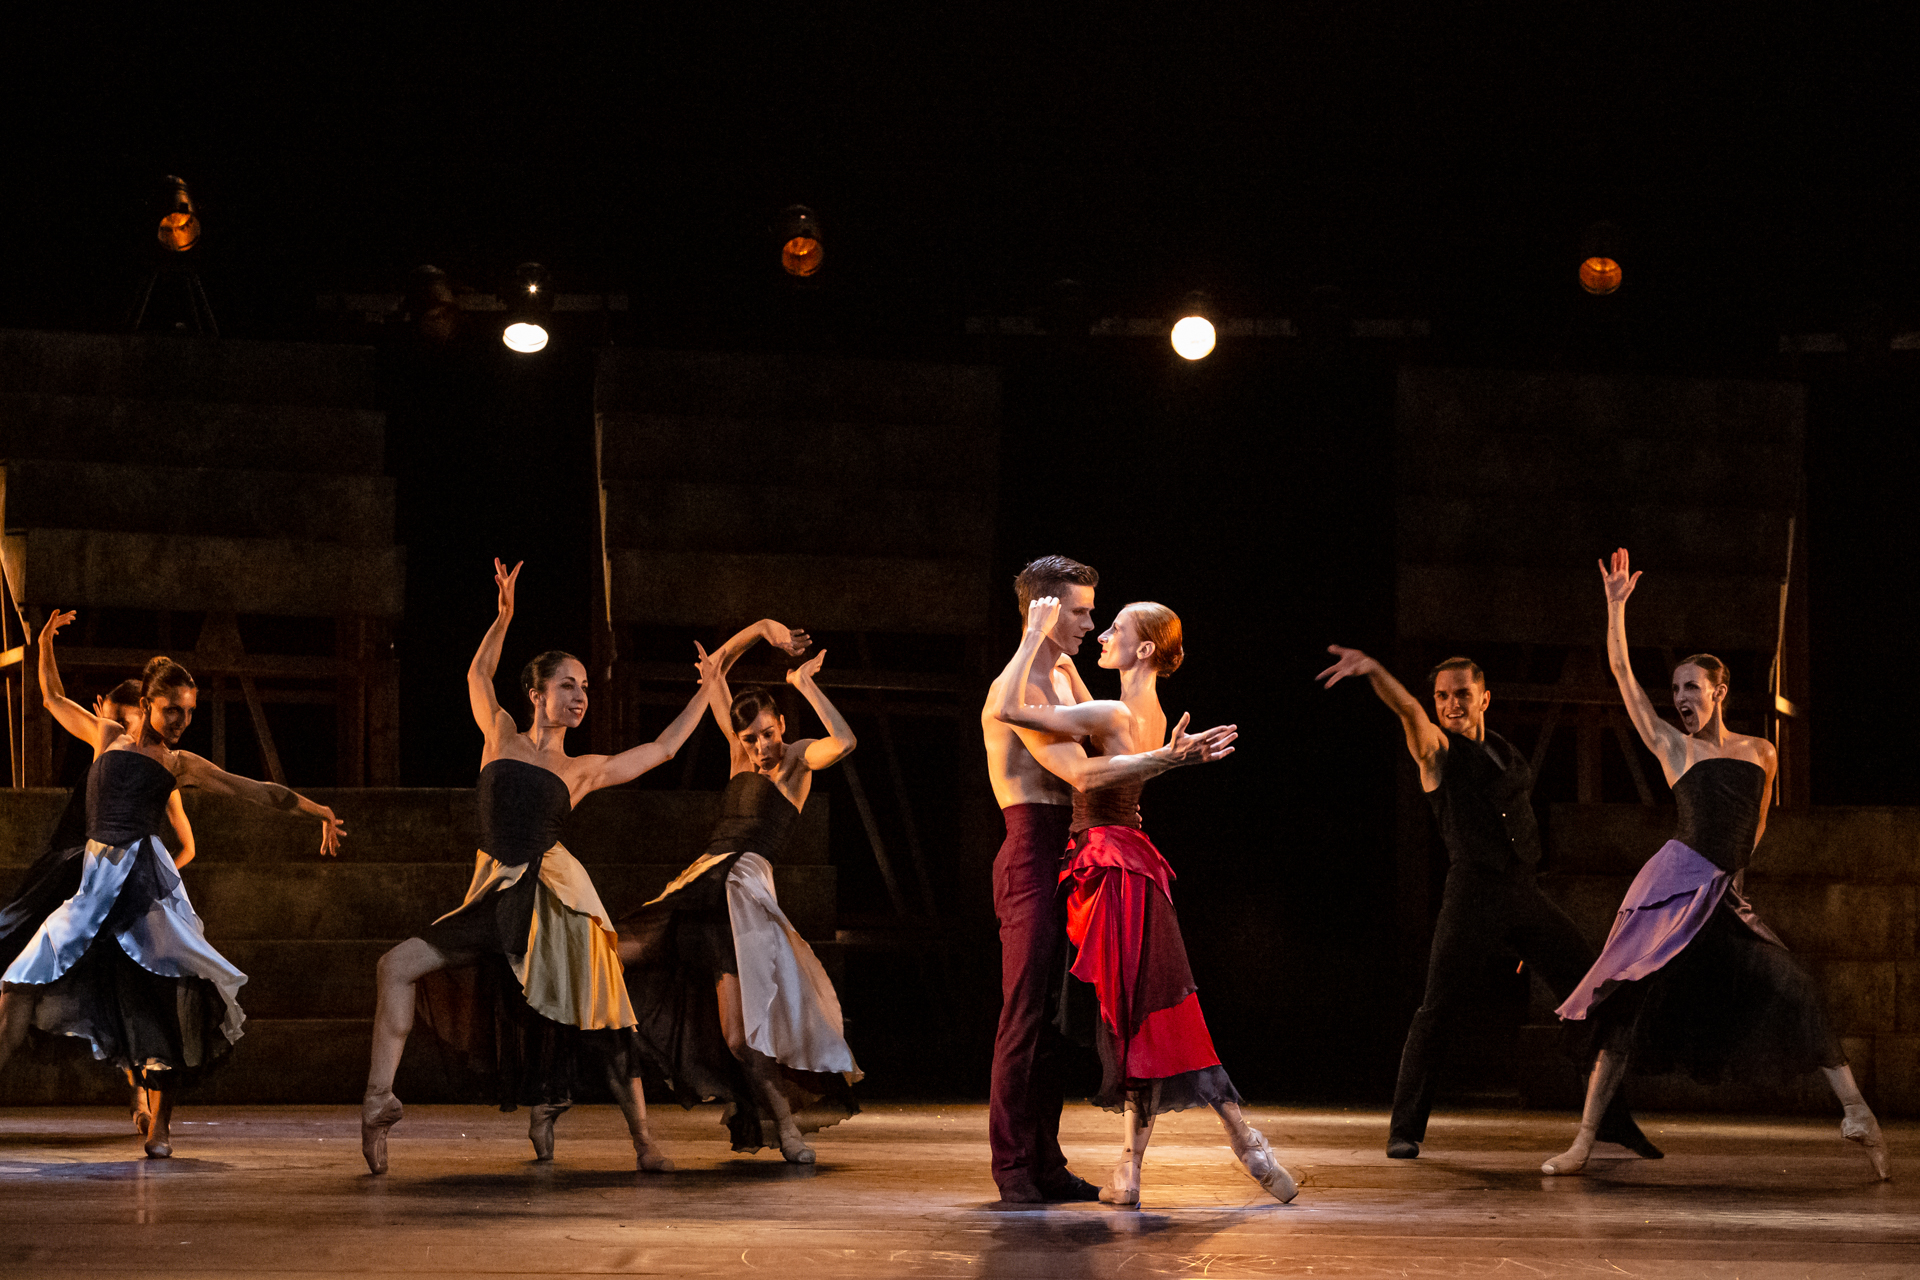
[992,596,1294,1208]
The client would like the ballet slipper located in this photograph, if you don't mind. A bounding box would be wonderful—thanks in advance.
[777,1126,816,1165]
[1542,1131,1595,1176]
[144,1109,172,1159]
[528,1103,570,1162]
[632,1126,675,1173]
[1098,1150,1141,1207]
[1231,1127,1299,1204]
[132,1088,152,1137]
[1843,1104,1892,1181]
[361,1092,403,1175]
[1386,1137,1419,1159]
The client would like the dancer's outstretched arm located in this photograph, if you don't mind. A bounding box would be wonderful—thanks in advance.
[1599,548,1690,784]
[170,752,344,857]
[993,598,1235,789]
[576,644,726,792]
[1318,644,1446,788]
[785,651,857,772]
[701,619,811,774]
[36,610,122,750]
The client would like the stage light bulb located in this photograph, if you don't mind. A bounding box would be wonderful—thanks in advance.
[157,176,200,252]
[1580,256,1623,295]
[503,322,549,353]
[1171,315,1216,360]
[783,235,823,277]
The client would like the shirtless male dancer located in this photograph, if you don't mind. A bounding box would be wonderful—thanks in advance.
[983,555,1235,1202]
[1319,646,1661,1161]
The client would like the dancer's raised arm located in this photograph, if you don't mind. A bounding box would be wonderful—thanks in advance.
[992,597,1235,788]
[785,651,857,772]
[574,644,726,792]
[1600,548,1689,783]
[468,558,522,748]
[1319,645,1447,788]
[36,611,121,750]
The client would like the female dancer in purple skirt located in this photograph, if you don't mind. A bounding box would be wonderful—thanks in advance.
[1544,550,1890,1180]
[1,610,343,1158]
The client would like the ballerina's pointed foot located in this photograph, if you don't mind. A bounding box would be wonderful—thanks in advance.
[1542,1146,1590,1176]
[778,1128,816,1165]
[143,1137,172,1159]
[1232,1127,1299,1204]
[1098,1151,1141,1207]
[633,1128,675,1173]
[361,1092,403,1175]
[528,1103,570,1162]
[1843,1105,1892,1181]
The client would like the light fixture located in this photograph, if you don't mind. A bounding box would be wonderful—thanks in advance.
[157,176,200,252]
[1579,222,1624,295]
[780,205,824,277]
[502,263,552,353]
[1171,292,1216,360]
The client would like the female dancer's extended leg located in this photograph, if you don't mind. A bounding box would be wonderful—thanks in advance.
[1826,1064,1891,1180]
[1543,1049,1630,1175]
[362,937,470,1174]
[1213,1099,1299,1203]
[716,973,814,1164]
[1099,1092,1157,1206]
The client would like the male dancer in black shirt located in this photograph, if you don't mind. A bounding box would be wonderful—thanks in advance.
[1320,647,1660,1160]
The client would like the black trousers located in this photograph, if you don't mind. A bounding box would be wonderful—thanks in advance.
[1389,864,1632,1145]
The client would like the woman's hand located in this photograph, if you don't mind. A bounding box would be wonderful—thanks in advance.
[317,808,346,858]
[762,620,812,657]
[1599,547,1641,605]
[694,640,726,686]
[1161,712,1238,765]
[787,650,827,687]
[1317,645,1379,688]
[493,558,522,619]
[39,609,76,644]
[1024,596,1061,642]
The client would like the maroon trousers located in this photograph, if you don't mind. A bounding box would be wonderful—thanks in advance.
[988,803,1075,1196]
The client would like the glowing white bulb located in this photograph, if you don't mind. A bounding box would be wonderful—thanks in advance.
[503,322,549,353]
[1171,315,1216,360]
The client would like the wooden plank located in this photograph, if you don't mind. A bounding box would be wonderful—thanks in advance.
[0,329,377,407]
[5,529,404,618]
[603,480,993,558]
[608,550,990,634]
[238,675,287,786]
[2,460,395,546]
[595,348,1000,429]
[1397,563,1783,648]
[1399,497,1794,577]
[32,645,354,679]
[620,660,967,695]
[597,413,999,489]
[1397,366,1806,447]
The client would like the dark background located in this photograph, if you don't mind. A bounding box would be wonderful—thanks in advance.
[7,9,1917,1102]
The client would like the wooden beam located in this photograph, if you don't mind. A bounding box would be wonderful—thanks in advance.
[39,645,356,679]
[237,675,287,786]
[620,660,968,695]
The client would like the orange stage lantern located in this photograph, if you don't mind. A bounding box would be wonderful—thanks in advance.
[780,206,824,277]
[157,176,200,252]
[1580,256,1623,295]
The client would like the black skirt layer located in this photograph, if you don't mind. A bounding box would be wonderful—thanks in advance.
[1589,900,1844,1084]
[0,847,86,972]
[618,856,858,1153]
[415,953,647,1111]
[4,848,232,1091]
[417,863,541,958]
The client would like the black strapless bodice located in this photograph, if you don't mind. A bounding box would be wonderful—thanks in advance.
[85,751,177,847]
[701,772,799,861]
[476,759,572,867]
[1673,756,1767,873]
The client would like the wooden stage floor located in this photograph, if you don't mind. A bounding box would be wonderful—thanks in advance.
[1,1103,1912,1277]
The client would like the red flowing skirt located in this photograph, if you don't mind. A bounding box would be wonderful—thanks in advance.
[1060,825,1221,1084]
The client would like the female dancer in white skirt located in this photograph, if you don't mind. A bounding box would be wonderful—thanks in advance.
[619,620,862,1164]
[0,610,343,1157]
[359,560,719,1174]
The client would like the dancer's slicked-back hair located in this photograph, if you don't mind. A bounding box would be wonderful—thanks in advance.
[106,677,143,708]
[730,686,784,734]
[520,651,581,699]
[1678,653,1730,692]
[140,656,196,702]
[1428,656,1485,689]
[1014,555,1099,615]
[1125,602,1185,676]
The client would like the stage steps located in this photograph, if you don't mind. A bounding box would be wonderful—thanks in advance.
[0,786,833,1105]
[1523,804,1919,1115]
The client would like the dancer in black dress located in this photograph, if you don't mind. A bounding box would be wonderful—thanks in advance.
[359,560,718,1175]
[1,610,343,1158]
[1544,549,1890,1180]
[619,620,861,1164]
